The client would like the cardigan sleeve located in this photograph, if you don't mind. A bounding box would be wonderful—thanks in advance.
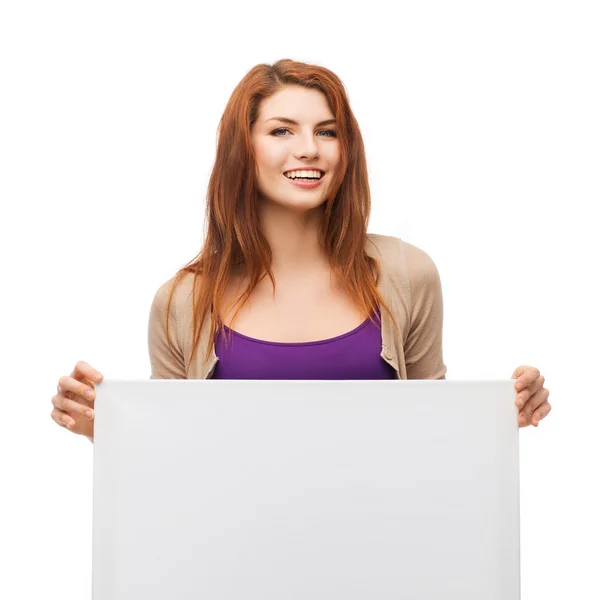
[147,278,187,379]
[403,243,447,380]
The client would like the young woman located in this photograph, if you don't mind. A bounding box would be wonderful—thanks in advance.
[50,59,551,443]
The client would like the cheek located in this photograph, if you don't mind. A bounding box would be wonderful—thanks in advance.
[254,144,284,170]
[257,167,284,184]
[327,148,341,169]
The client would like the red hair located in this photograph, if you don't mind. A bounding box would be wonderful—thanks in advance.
[164,58,401,376]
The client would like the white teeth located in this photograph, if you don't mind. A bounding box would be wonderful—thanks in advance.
[284,169,323,179]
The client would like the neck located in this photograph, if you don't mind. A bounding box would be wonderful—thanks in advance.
[258,201,330,276]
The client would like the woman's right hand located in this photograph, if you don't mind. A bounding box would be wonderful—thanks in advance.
[51,361,104,442]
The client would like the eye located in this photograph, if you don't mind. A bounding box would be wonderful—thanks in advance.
[271,128,337,138]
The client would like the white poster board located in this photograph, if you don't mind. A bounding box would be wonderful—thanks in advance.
[92,379,520,599]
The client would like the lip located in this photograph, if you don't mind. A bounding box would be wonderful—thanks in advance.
[283,172,325,189]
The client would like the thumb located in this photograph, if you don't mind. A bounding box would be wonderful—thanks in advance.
[511,364,530,380]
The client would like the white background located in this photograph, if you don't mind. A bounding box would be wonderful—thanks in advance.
[1,1,598,598]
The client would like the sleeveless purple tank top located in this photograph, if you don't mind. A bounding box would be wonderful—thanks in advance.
[211,306,397,380]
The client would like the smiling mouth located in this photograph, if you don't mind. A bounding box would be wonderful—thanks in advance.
[283,173,325,181]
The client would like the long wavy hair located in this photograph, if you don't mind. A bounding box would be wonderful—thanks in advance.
[164,58,401,376]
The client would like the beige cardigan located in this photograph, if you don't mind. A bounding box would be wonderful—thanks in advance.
[147,233,447,380]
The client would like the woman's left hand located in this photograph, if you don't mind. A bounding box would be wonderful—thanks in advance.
[512,365,551,427]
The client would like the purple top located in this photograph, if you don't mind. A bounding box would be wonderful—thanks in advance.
[211,306,397,380]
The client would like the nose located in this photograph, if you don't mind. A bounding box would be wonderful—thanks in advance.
[292,131,320,159]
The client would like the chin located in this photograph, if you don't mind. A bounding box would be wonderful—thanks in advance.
[262,195,325,213]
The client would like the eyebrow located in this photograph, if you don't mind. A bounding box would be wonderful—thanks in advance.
[266,117,337,127]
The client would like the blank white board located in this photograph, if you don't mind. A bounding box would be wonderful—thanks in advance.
[92,380,521,599]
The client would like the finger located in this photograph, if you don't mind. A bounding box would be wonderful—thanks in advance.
[520,387,550,422]
[58,375,97,403]
[513,366,541,391]
[51,407,76,430]
[52,393,95,420]
[71,361,104,384]
[515,374,545,409]
[57,383,95,408]
[531,400,552,427]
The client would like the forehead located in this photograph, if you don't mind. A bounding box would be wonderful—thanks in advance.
[258,86,333,122]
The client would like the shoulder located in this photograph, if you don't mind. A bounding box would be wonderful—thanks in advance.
[366,233,441,284]
[150,271,197,318]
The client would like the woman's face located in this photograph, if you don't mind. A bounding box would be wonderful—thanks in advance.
[251,85,340,214]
